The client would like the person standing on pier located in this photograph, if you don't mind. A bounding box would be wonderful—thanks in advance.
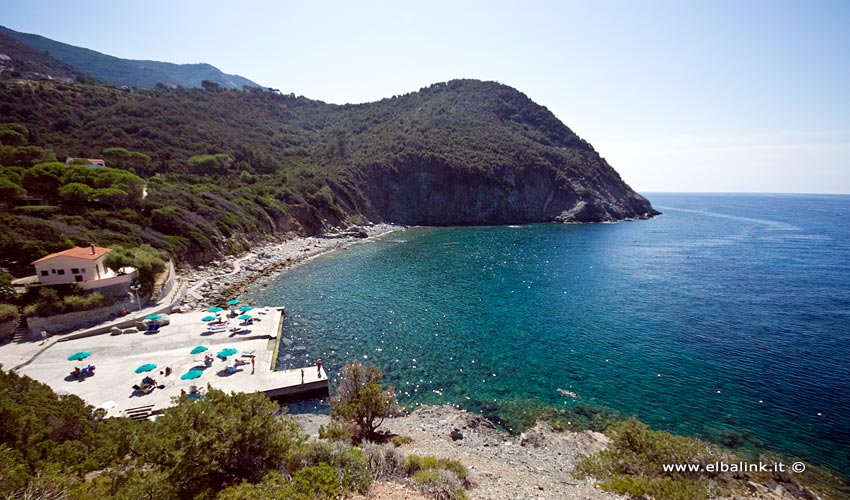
[317,358,323,378]
[301,368,304,384]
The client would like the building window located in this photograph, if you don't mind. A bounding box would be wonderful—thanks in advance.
[40,270,48,277]
[74,275,83,282]
[71,268,79,274]
[51,269,56,274]
[57,269,65,275]
[81,268,86,273]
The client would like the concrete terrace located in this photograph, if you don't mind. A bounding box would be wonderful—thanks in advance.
[3,308,328,419]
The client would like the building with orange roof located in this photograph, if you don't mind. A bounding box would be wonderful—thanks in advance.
[31,245,135,291]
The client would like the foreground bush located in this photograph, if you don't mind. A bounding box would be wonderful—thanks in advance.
[139,389,304,498]
[405,454,470,500]
[330,361,399,443]
[574,419,740,500]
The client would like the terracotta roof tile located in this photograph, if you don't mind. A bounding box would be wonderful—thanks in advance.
[32,246,112,264]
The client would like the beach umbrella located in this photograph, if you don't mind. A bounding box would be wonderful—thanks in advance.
[239,305,254,312]
[237,314,252,321]
[145,314,162,320]
[190,345,208,355]
[226,299,240,306]
[201,315,216,322]
[217,348,238,358]
[208,306,224,313]
[180,369,204,380]
[68,351,91,361]
[135,363,157,374]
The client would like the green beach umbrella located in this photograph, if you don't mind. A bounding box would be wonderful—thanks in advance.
[226,299,240,306]
[237,314,252,321]
[67,351,91,361]
[190,345,208,355]
[180,369,203,380]
[135,363,157,374]
[217,348,238,358]
[208,307,224,313]
[145,314,162,320]
[201,315,216,322]
[239,305,254,312]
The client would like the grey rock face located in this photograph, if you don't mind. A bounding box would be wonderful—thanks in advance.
[355,161,658,226]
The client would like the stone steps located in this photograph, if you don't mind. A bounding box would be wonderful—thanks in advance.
[124,404,156,421]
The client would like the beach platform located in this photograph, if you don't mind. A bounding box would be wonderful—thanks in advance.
[5,307,328,419]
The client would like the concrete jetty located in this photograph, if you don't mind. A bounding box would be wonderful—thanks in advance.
[2,307,328,419]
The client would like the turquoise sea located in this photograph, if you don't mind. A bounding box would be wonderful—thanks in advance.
[245,193,850,476]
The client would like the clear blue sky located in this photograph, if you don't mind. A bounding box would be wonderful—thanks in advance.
[3,0,849,193]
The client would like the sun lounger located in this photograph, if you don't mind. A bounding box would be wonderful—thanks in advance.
[208,323,227,333]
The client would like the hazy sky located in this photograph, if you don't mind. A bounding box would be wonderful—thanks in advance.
[3,0,849,194]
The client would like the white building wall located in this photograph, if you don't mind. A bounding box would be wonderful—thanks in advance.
[34,255,109,285]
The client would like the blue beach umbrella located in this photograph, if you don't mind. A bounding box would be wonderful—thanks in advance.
[239,305,253,312]
[145,314,162,320]
[217,348,238,358]
[226,299,240,306]
[190,345,208,355]
[135,363,157,374]
[180,369,204,380]
[68,351,91,361]
[237,314,252,321]
[201,315,216,322]
[208,307,224,313]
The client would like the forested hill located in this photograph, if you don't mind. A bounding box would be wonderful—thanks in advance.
[0,25,260,90]
[0,31,91,83]
[0,78,657,270]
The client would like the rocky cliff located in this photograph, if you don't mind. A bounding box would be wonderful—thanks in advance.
[355,161,656,225]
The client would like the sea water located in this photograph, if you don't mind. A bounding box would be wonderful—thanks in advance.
[244,193,850,476]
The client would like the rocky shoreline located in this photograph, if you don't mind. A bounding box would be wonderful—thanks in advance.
[175,224,403,311]
[295,405,622,500]
[295,405,831,500]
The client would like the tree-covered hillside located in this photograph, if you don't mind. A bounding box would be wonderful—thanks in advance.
[0,25,260,90]
[0,77,656,274]
[0,31,91,83]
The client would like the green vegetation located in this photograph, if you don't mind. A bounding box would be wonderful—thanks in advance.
[330,360,400,443]
[0,365,475,500]
[575,418,849,500]
[0,76,649,274]
[103,244,166,296]
[22,287,112,317]
[0,303,17,322]
[575,419,744,500]
[0,25,260,90]
[406,455,470,500]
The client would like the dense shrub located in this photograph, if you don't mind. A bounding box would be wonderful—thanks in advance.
[405,454,470,500]
[330,361,399,443]
[103,244,167,296]
[139,388,303,498]
[412,468,468,500]
[0,303,17,322]
[22,288,111,317]
[363,442,406,480]
[405,454,469,482]
[574,419,741,500]
[286,440,371,495]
